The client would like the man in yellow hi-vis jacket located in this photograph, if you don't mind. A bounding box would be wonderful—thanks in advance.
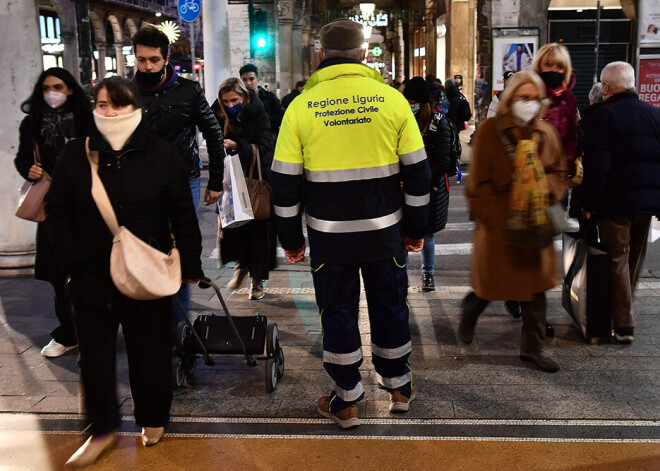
[271,19,430,429]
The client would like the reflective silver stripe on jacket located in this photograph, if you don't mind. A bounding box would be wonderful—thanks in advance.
[376,371,411,389]
[336,382,365,402]
[371,341,412,360]
[399,148,426,166]
[272,160,304,175]
[306,208,402,234]
[323,348,363,365]
[404,193,430,207]
[274,203,301,218]
[305,162,400,183]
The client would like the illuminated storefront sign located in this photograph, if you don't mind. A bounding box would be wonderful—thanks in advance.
[319,10,423,23]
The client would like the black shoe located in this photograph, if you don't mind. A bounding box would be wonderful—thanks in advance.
[421,273,435,292]
[503,301,522,319]
[545,322,555,338]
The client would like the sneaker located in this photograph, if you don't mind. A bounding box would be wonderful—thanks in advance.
[41,339,76,358]
[317,396,360,429]
[65,433,116,468]
[389,388,416,413]
[249,279,265,300]
[141,426,165,446]
[227,267,248,291]
[520,350,560,373]
[503,300,522,319]
[421,273,435,292]
[614,327,634,344]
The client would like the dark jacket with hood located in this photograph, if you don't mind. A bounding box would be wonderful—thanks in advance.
[255,86,285,135]
[45,117,204,308]
[134,64,226,191]
[446,85,471,131]
[581,92,660,217]
[542,74,578,173]
[423,110,452,234]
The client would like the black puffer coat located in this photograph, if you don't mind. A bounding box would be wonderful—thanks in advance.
[211,93,276,279]
[136,66,226,191]
[45,118,204,308]
[423,111,452,234]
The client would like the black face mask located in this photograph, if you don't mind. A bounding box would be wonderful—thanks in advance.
[540,71,565,89]
[136,67,166,87]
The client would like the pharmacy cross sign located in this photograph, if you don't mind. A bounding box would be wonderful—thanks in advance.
[178,0,202,23]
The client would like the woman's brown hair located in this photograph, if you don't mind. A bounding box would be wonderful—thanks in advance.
[217,77,251,135]
[92,77,141,108]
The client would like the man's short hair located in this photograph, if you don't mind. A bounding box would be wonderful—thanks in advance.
[132,27,169,59]
[295,80,306,89]
[601,61,636,92]
[239,64,259,77]
[322,47,364,60]
[588,82,604,104]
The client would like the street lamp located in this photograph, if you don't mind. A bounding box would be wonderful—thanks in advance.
[359,3,375,21]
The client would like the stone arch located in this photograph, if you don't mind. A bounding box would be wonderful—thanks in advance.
[124,17,138,40]
[105,14,123,44]
[88,10,105,43]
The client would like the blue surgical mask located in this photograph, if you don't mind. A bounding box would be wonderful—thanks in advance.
[224,103,242,117]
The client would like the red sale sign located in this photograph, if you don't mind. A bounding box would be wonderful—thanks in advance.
[638,58,660,108]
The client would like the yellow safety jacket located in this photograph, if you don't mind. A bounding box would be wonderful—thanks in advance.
[272,59,430,263]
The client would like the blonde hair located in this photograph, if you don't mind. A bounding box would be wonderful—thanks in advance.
[497,70,549,118]
[532,43,572,84]
[217,77,251,135]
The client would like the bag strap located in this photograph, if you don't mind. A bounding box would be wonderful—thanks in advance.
[495,115,517,161]
[33,140,41,164]
[85,138,121,237]
[248,144,263,181]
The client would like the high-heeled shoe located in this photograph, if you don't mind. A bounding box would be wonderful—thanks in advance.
[141,426,165,446]
[65,433,116,468]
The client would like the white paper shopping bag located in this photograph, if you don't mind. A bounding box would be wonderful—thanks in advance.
[218,154,254,228]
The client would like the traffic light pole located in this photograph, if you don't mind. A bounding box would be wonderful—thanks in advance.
[248,0,255,60]
[191,20,196,81]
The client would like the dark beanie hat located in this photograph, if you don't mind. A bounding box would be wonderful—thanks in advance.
[320,19,364,50]
[403,76,430,103]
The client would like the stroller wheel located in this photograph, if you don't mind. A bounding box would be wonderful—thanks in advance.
[184,356,197,376]
[266,323,279,357]
[276,347,284,379]
[176,322,191,354]
[265,358,278,393]
[172,358,186,390]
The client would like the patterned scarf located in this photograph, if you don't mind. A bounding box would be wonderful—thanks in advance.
[41,108,76,157]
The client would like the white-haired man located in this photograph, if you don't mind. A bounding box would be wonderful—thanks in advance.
[581,61,660,343]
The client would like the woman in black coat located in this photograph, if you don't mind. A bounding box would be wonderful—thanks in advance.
[404,77,452,292]
[46,77,203,467]
[212,77,276,300]
[14,67,92,358]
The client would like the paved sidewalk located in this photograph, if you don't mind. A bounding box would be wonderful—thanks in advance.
[1,173,659,429]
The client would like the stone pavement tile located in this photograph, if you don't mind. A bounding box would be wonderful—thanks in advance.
[453,399,640,419]
[630,401,660,420]
[365,398,455,418]
[28,394,81,413]
[0,395,44,412]
[0,332,32,355]
[559,355,660,370]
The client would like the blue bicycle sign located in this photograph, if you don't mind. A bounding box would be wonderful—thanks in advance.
[178,0,201,22]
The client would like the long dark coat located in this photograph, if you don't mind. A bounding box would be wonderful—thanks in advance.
[15,114,88,283]
[465,112,568,301]
[45,119,203,308]
[211,93,277,279]
[423,111,452,234]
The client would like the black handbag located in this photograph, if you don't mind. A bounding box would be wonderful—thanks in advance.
[561,223,612,343]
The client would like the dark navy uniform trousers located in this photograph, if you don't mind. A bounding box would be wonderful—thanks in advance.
[311,250,413,412]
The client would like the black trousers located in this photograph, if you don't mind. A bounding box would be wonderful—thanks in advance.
[75,296,173,435]
[50,272,77,347]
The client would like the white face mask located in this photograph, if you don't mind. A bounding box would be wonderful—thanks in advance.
[93,109,142,151]
[512,100,541,124]
[44,91,68,109]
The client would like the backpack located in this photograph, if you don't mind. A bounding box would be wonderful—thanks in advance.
[458,94,472,122]
[445,116,462,177]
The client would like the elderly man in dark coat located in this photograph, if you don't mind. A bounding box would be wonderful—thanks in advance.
[581,61,660,344]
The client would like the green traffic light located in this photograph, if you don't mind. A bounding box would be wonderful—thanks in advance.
[256,36,267,49]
